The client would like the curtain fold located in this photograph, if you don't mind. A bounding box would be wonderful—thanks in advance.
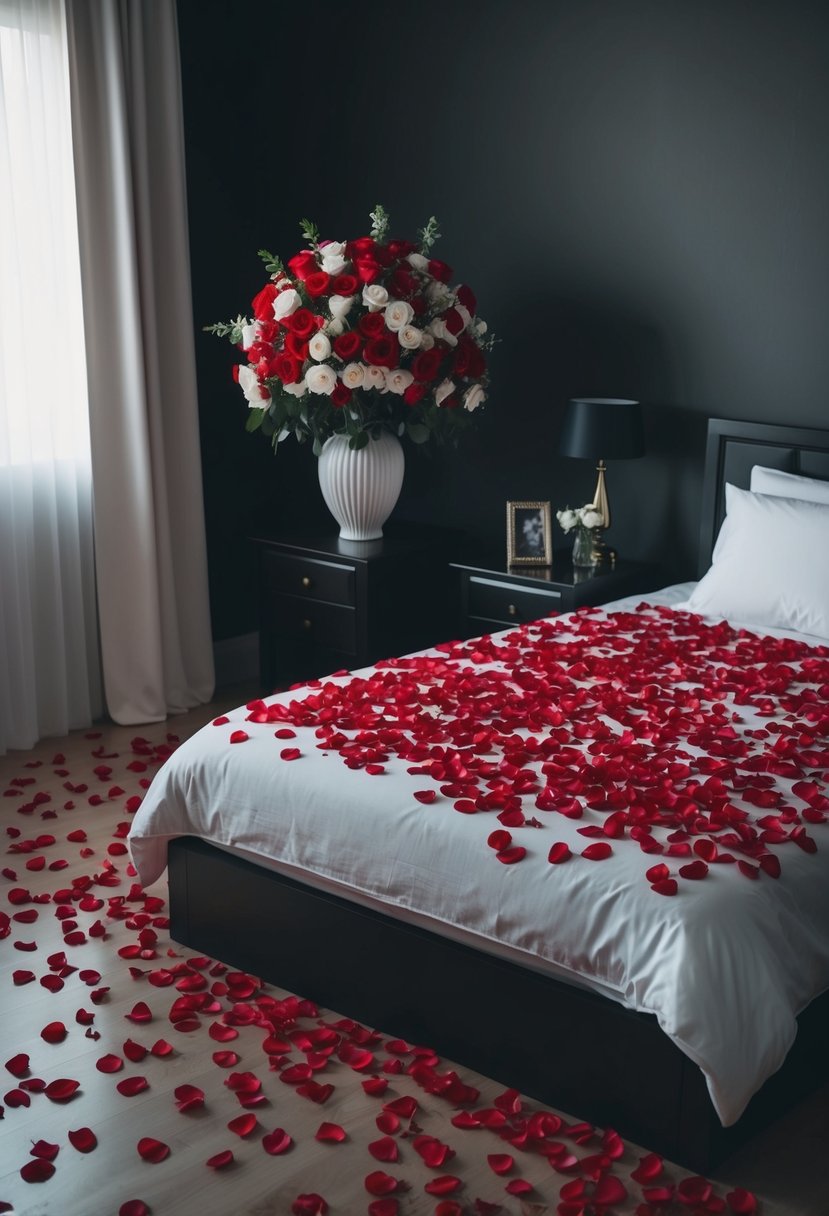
[65,0,215,724]
[0,0,102,753]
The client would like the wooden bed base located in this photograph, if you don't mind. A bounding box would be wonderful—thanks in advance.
[169,836,829,1174]
[168,419,829,1174]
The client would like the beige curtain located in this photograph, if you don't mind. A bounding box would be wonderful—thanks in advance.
[65,0,214,723]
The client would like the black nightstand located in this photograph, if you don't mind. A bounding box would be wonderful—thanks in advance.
[450,551,662,638]
[251,523,458,690]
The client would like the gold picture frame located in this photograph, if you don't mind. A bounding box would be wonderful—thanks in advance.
[506,500,553,567]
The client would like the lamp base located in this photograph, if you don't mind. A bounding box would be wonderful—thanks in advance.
[590,531,617,567]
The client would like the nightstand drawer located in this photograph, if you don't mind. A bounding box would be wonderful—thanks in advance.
[267,593,357,653]
[263,550,356,606]
[467,575,562,626]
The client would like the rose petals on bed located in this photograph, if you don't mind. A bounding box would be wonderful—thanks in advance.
[44,1077,80,1102]
[119,1202,150,1216]
[365,1171,402,1196]
[68,1126,98,1153]
[117,1076,149,1097]
[20,1159,56,1183]
[547,841,571,864]
[291,1196,328,1216]
[581,842,613,861]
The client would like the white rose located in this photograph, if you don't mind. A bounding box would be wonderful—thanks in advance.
[429,318,458,348]
[305,364,337,396]
[556,509,577,532]
[407,252,428,271]
[325,318,345,337]
[463,384,485,413]
[581,508,604,529]
[238,364,268,408]
[418,330,435,351]
[426,280,453,309]
[434,377,455,407]
[384,368,414,395]
[384,299,414,332]
[363,364,387,392]
[474,319,488,336]
[341,362,365,390]
[241,323,257,350]
[309,332,332,361]
[319,240,346,275]
[397,324,423,350]
[455,304,472,332]
[329,294,355,320]
[273,288,301,320]
[362,283,389,312]
[283,378,306,398]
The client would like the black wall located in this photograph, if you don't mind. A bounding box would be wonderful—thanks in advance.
[177,0,829,642]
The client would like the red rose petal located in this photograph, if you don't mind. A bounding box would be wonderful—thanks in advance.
[125,1001,153,1023]
[209,1022,238,1042]
[291,1196,328,1216]
[20,1159,56,1182]
[315,1121,346,1143]
[383,1095,418,1119]
[365,1171,400,1196]
[174,1083,205,1112]
[206,1149,234,1169]
[679,859,709,881]
[117,1076,149,1097]
[120,1202,150,1216]
[281,747,301,761]
[496,845,526,864]
[362,1076,389,1097]
[487,829,512,851]
[727,1188,758,1214]
[369,1136,400,1162]
[262,1127,293,1155]
[548,841,572,864]
[230,730,249,743]
[123,1039,149,1063]
[96,1053,124,1073]
[150,1039,174,1057]
[368,1202,399,1216]
[413,790,436,804]
[44,1077,80,1101]
[425,1176,462,1196]
[631,1152,663,1183]
[30,1139,60,1161]
[5,1087,31,1107]
[5,1052,30,1077]
[505,1179,533,1195]
[651,878,678,896]
[487,1153,514,1175]
[227,1113,258,1138]
[594,1175,627,1205]
[68,1126,98,1153]
[13,969,35,985]
[582,842,613,861]
[137,1137,169,1163]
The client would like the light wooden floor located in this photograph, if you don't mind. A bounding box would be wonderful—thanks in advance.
[1,691,826,1215]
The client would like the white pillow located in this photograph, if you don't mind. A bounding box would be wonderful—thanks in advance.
[686,483,829,638]
[750,464,829,505]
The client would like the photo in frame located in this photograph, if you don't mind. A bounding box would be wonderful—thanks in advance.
[506,500,553,567]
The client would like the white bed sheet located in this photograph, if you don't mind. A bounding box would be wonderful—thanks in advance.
[129,583,829,1127]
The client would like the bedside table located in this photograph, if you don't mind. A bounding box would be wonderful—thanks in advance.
[450,551,662,638]
[251,523,457,690]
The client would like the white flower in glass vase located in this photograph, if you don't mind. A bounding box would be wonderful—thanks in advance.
[557,503,603,567]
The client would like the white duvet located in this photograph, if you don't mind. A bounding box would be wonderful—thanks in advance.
[129,584,829,1127]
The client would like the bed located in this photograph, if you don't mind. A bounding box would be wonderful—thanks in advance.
[128,418,829,1172]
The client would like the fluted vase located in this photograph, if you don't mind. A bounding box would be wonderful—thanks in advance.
[317,431,405,541]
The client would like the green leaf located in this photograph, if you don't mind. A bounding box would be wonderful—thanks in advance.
[299,217,320,248]
[406,422,431,445]
[312,437,323,457]
[258,248,284,274]
[349,429,369,450]
[245,407,266,433]
[369,203,390,242]
[418,215,441,253]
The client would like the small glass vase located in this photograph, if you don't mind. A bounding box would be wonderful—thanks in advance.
[571,525,597,569]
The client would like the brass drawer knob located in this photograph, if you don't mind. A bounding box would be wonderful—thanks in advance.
[302,618,312,630]
[508,603,518,616]
[301,575,312,589]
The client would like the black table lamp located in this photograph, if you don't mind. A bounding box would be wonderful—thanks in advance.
[558,397,644,561]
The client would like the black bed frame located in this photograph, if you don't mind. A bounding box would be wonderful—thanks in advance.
[168,418,829,1174]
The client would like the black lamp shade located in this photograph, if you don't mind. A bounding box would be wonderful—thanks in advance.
[559,398,644,460]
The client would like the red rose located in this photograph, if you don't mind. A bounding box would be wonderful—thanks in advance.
[251,283,277,321]
[347,237,377,258]
[375,244,396,268]
[333,331,363,360]
[363,335,399,370]
[411,347,443,382]
[443,307,465,336]
[358,312,386,338]
[331,273,358,297]
[456,284,477,314]
[287,250,319,281]
[428,258,453,283]
[231,364,240,383]
[390,267,417,298]
[353,255,381,284]
[330,381,351,408]
[305,271,332,298]
[387,239,416,258]
[284,332,309,361]
[256,319,279,344]
[411,296,427,316]
[285,308,315,338]
[403,381,427,406]
[273,352,302,384]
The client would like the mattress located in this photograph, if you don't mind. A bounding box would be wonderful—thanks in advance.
[129,583,829,1127]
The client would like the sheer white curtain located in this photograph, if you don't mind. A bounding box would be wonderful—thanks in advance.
[65,0,214,725]
[0,0,102,753]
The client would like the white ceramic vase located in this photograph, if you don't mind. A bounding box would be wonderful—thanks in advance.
[317,431,405,541]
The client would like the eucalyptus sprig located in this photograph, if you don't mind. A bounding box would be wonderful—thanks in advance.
[299,217,321,248]
[418,215,441,253]
[258,248,284,276]
[203,314,249,343]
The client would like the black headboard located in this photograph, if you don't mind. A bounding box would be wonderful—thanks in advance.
[698,418,829,577]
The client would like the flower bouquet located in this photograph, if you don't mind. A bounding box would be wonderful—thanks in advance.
[556,503,604,567]
[207,205,491,455]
